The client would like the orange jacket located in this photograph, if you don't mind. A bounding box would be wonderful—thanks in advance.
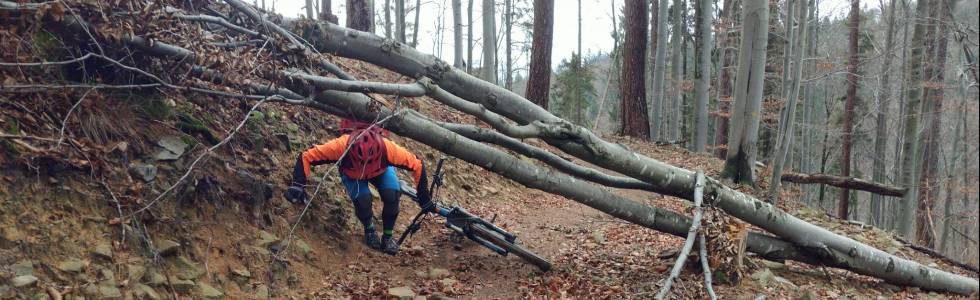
[292,134,424,186]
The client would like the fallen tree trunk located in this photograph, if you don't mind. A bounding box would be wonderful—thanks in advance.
[781,172,907,197]
[299,21,979,294]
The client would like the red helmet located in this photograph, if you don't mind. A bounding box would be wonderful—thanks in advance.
[344,125,388,179]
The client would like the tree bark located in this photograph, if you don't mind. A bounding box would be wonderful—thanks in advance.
[712,0,735,158]
[320,0,339,23]
[669,0,684,141]
[505,0,513,89]
[650,0,669,140]
[481,0,497,84]
[300,19,980,295]
[898,0,930,240]
[916,0,951,249]
[722,0,768,185]
[452,0,463,67]
[306,0,316,19]
[620,0,650,139]
[871,0,899,228]
[467,0,474,73]
[838,0,860,220]
[692,0,712,152]
[525,0,553,108]
[346,0,374,32]
[396,0,406,42]
[384,0,392,37]
[780,172,906,197]
[767,0,809,203]
[940,98,965,253]
[412,0,421,47]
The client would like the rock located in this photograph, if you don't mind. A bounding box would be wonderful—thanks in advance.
[255,230,280,248]
[750,268,775,289]
[11,275,38,288]
[133,283,161,300]
[1,227,24,249]
[92,243,113,259]
[430,293,457,300]
[156,239,181,256]
[254,284,270,299]
[387,286,416,299]
[773,276,797,289]
[11,260,34,276]
[57,259,86,273]
[198,282,224,299]
[99,284,122,299]
[154,136,187,161]
[170,256,204,280]
[128,163,158,182]
[167,276,195,292]
[759,259,785,270]
[31,292,50,300]
[427,268,451,279]
[231,268,251,285]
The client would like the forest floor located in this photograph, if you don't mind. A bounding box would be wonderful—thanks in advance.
[1,6,978,297]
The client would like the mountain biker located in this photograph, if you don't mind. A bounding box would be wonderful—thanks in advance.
[284,119,434,255]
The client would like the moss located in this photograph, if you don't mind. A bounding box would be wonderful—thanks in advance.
[176,112,218,145]
[33,31,64,61]
[136,97,173,121]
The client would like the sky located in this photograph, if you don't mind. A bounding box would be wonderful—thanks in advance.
[272,0,870,74]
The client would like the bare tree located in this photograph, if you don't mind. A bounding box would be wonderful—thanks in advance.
[838,0,860,219]
[320,0,338,23]
[713,0,736,158]
[692,0,712,152]
[505,0,513,89]
[871,0,899,227]
[722,0,768,185]
[482,0,497,83]
[668,0,684,141]
[346,0,374,32]
[767,0,810,203]
[898,0,930,240]
[467,0,475,73]
[396,0,406,42]
[650,0,669,140]
[525,0,554,108]
[306,0,316,18]
[917,0,952,248]
[453,0,464,68]
[620,0,650,138]
[412,0,421,46]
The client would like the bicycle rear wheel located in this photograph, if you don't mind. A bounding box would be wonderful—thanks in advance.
[470,224,552,272]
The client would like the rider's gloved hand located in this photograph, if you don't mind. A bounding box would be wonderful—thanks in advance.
[416,182,435,213]
[285,185,308,205]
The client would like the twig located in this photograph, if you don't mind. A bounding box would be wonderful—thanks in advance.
[0,134,59,142]
[122,97,274,219]
[55,87,94,148]
[698,233,717,300]
[100,179,126,246]
[0,53,94,66]
[895,236,979,274]
[656,171,706,300]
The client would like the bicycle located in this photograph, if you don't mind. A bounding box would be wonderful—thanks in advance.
[397,159,552,272]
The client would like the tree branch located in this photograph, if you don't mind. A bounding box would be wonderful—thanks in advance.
[781,172,907,197]
[656,172,706,300]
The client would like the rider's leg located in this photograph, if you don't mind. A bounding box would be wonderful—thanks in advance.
[341,174,381,249]
[371,166,402,237]
[372,167,402,254]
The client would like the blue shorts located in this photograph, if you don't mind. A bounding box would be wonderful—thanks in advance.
[340,166,401,200]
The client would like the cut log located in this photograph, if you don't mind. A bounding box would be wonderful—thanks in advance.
[780,172,907,197]
[297,20,979,294]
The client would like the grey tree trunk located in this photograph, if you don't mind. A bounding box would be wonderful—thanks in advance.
[669,0,683,141]
[481,0,497,84]
[453,0,464,68]
[384,0,392,37]
[346,0,374,32]
[939,98,965,253]
[412,0,421,47]
[396,0,406,42]
[838,0,860,219]
[779,0,795,101]
[306,0,316,18]
[767,0,809,203]
[898,0,930,240]
[692,0,712,152]
[467,0,474,73]
[505,0,513,89]
[712,0,735,158]
[300,18,980,295]
[650,0,669,140]
[647,0,659,140]
[721,0,768,185]
[870,0,898,227]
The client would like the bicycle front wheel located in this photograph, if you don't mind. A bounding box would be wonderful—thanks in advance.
[470,223,552,272]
